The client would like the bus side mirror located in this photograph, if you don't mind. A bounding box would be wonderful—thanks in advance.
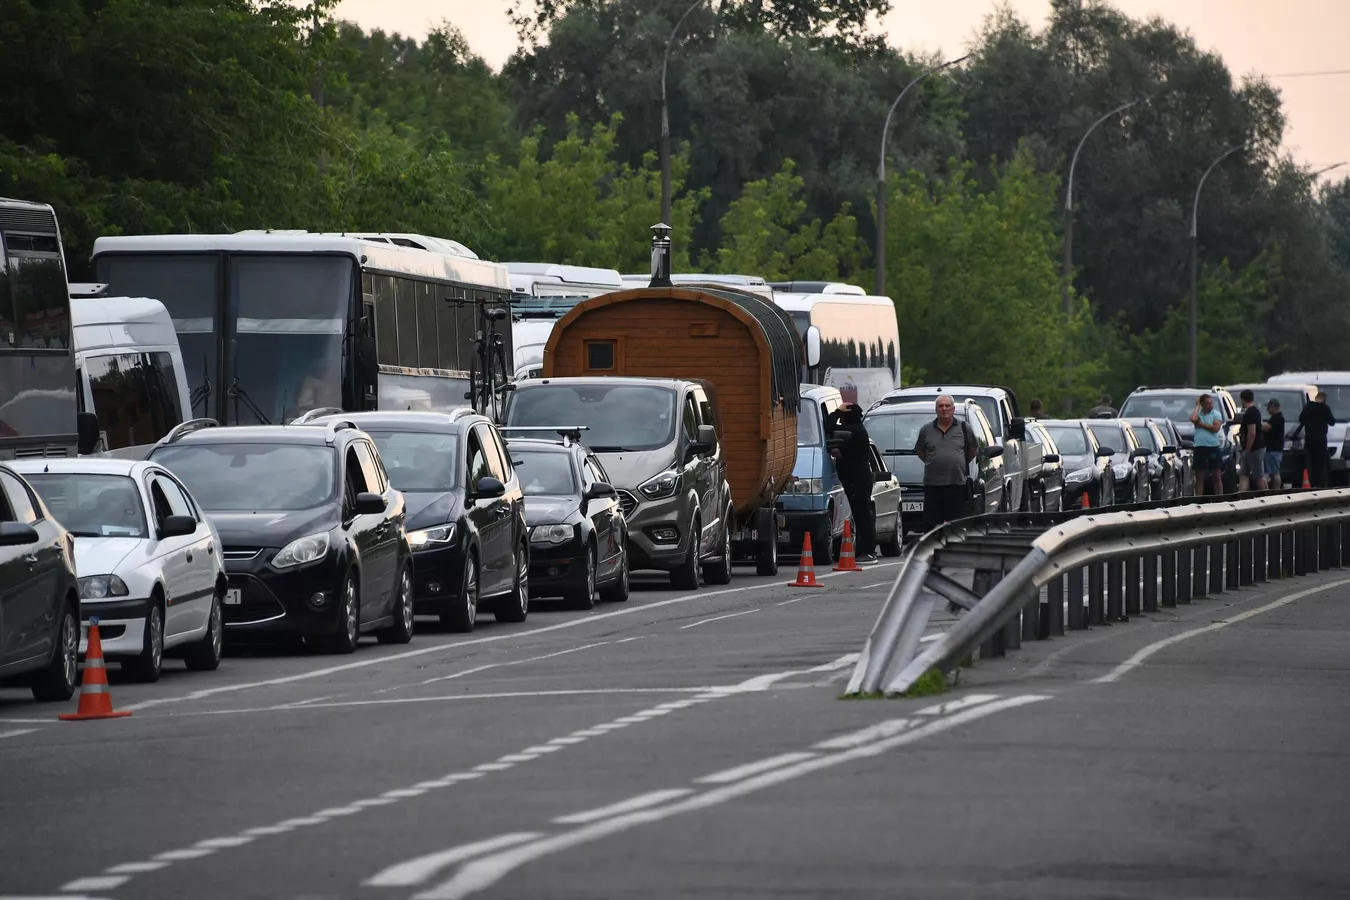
[77,412,100,456]
[804,326,821,369]
[358,335,379,389]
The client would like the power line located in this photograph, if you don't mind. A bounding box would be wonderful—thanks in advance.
[1267,69,1350,79]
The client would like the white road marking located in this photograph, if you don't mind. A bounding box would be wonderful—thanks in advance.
[805,653,859,673]
[0,728,38,740]
[349,798,398,809]
[1092,578,1350,684]
[0,718,49,725]
[570,729,606,737]
[152,848,214,861]
[496,754,538,763]
[679,609,760,629]
[612,715,649,724]
[695,752,818,784]
[405,641,614,691]
[548,736,585,745]
[473,763,513,772]
[553,789,694,825]
[415,694,1051,900]
[313,806,362,817]
[278,816,328,827]
[364,834,543,888]
[775,595,816,606]
[57,878,126,893]
[812,718,914,751]
[860,580,891,589]
[242,824,295,836]
[104,862,168,875]
[915,694,1000,717]
[193,836,254,849]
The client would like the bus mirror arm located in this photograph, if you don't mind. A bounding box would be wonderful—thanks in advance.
[358,335,379,390]
[77,412,100,456]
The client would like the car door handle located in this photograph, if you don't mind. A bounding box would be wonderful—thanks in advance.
[186,551,194,562]
[207,543,214,555]
[23,555,38,567]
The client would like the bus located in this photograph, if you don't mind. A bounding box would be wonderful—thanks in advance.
[0,199,97,458]
[91,232,511,426]
[620,272,775,301]
[769,282,901,411]
[507,263,623,380]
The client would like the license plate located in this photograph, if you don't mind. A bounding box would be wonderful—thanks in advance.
[224,589,242,605]
[902,501,924,512]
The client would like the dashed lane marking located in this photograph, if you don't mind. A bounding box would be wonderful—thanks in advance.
[0,728,38,740]
[679,609,760,630]
[552,789,694,825]
[695,752,818,784]
[364,834,544,889]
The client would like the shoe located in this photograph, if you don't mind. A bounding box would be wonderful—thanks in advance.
[858,553,880,564]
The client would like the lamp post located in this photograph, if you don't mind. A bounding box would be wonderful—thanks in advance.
[1060,99,1137,413]
[874,54,968,298]
[1188,145,1241,387]
[661,0,708,227]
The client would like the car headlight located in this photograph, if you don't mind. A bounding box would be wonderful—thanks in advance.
[784,477,822,495]
[79,574,129,600]
[1112,463,1132,479]
[408,524,455,549]
[639,469,680,500]
[1065,467,1094,484]
[272,532,331,569]
[530,523,574,544]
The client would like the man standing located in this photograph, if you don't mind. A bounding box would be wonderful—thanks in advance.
[826,403,877,563]
[1262,397,1286,489]
[1189,393,1225,496]
[1088,393,1116,418]
[1029,398,1044,419]
[914,395,978,533]
[1296,391,1337,487]
[1237,389,1266,492]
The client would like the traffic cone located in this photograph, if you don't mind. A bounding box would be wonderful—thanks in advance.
[59,619,131,722]
[788,532,824,588]
[1303,469,1312,489]
[1082,491,1090,509]
[833,519,861,572]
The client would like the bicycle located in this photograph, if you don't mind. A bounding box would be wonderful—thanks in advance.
[465,303,512,423]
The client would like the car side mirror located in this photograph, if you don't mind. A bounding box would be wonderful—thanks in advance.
[159,514,197,539]
[354,491,387,515]
[873,469,892,483]
[1009,417,1027,441]
[691,424,717,455]
[1130,448,1152,459]
[1161,445,1178,455]
[980,445,1004,459]
[1180,439,1195,450]
[0,521,39,546]
[584,481,617,500]
[77,411,100,456]
[1042,453,1061,463]
[474,477,506,500]
[1096,447,1116,458]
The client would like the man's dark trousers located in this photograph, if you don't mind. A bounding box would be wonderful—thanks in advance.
[922,484,967,534]
[843,479,875,556]
[1308,442,1330,488]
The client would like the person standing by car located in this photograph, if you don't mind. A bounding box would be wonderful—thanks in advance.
[914,395,978,533]
[1029,398,1044,419]
[1296,391,1337,487]
[1262,397,1286,489]
[826,403,877,563]
[1088,393,1116,418]
[1237,389,1266,492]
[1190,393,1225,496]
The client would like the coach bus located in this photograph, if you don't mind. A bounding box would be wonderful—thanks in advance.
[91,232,511,426]
[507,263,623,380]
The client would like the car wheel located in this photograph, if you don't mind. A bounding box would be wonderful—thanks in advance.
[755,527,779,576]
[599,544,630,603]
[565,545,597,610]
[495,542,530,623]
[703,508,734,585]
[880,521,902,557]
[184,589,223,671]
[378,564,415,644]
[441,554,478,633]
[31,602,79,703]
[810,517,834,567]
[670,516,702,590]
[325,569,360,654]
[126,599,165,683]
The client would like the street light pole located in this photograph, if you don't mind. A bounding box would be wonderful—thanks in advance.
[1188,145,1241,387]
[874,54,968,298]
[661,0,708,227]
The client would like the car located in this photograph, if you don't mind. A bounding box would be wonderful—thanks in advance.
[865,399,1007,535]
[1084,419,1153,504]
[1122,419,1181,501]
[778,385,851,564]
[866,440,902,555]
[1036,419,1116,510]
[504,433,629,609]
[12,458,225,682]
[1268,373,1350,485]
[147,418,416,653]
[1225,382,1316,485]
[1024,421,1065,512]
[1149,417,1195,497]
[1118,386,1240,491]
[298,409,530,633]
[0,464,81,702]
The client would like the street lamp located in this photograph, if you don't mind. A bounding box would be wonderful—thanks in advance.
[1188,145,1241,387]
[661,0,708,227]
[874,54,968,298]
[1310,162,1346,179]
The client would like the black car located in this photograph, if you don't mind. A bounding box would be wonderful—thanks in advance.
[1025,421,1065,512]
[1125,418,1182,500]
[1037,420,1115,510]
[148,419,414,653]
[1118,386,1240,491]
[303,410,530,633]
[1085,419,1153,504]
[504,434,629,609]
[0,464,81,702]
[1150,417,1195,496]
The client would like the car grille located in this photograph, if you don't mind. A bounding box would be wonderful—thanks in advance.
[223,547,263,562]
[616,490,639,518]
[225,576,286,625]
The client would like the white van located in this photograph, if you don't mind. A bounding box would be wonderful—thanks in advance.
[507,263,623,380]
[70,292,191,452]
[620,272,775,301]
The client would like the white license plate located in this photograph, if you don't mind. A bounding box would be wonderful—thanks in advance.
[224,589,242,605]
[902,501,924,512]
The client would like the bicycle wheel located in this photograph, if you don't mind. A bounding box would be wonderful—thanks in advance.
[483,339,510,423]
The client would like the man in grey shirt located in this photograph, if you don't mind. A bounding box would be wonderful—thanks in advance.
[914,395,978,532]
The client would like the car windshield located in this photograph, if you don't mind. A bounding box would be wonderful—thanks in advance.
[509,449,578,496]
[22,473,147,538]
[797,400,822,446]
[1119,393,1198,421]
[1131,426,1160,451]
[367,431,457,492]
[1319,385,1350,420]
[1088,424,1127,453]
[864,411,931,454]
[152,443,335,511]
[1045,426,1089,455]
[506,384,678,452]
[892,394,1000,436]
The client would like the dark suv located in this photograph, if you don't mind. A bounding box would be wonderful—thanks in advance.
[148,419,413,653]
[1118,386,1240,491]
[297,409,529,633]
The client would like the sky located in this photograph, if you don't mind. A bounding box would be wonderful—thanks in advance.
[332,0,1349,173]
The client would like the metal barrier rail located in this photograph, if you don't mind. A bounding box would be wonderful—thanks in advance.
[845,488,1350,696]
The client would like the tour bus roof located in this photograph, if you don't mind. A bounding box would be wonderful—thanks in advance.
[772,291,895,310]
[767,281,867,295]
[342,233,479,259]
[91,231,510,290]
[71,295,174,330]
[620,273,774,300]
[506,262,623,288]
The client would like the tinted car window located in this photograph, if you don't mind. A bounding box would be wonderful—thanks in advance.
[1045,426,1089,455]
[1119,393,1198,421]
[1131,426,1159,450]
[864,411,929,453]
[85,351,184,447]
[0,470,38,524]
[512,449,578,496]
[1319,386,1350,420]
[1088,424,1127,452]
[152,474,195,519]
[368,431,457,492]
[25,473,146,537]
[507,384,678,452]
[467,429,490,490]
[797,399,822,446]
[894,394,1000,436]
[153,443,336,511]
[352,441,385,493]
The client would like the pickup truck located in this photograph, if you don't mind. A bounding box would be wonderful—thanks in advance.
[872,384,1048,511]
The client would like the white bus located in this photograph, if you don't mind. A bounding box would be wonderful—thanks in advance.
[508,263,623,380]
[620,272,775,301]
[91,232,511,426]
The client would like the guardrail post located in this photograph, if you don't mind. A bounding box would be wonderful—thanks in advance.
[1192,545,1208,597]
[1328,522,1343,569]
[1226,540,1241,590]
[1178,548,1194,603]
[1162,550,1177,607]
[1239,536,1254,586]
[1106,559,1125,622]
[1142,553,1158,612]
[1088,562,1106,626]
[1126,556,1143,616]
[1283,529,1297,577]
[1209,542,1225,595]
[1254,530,1268,582]
[1067,567,1086,630]
[1021,589,1040,642]
[975,570,1005,659]
[1309,525,1321,574]
[1294,528,1309,576]
[1342,518,1350,567]
[1046,576,1064,636]
[1319,522,1336,570]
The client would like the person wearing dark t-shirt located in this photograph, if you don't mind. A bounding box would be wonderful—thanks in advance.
[1262,398,1286,489]
[1238,389,1265,492]
[1295,392,1337,488]
[826,404,877,563]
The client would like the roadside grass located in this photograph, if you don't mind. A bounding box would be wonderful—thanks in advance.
[838,668,950,700]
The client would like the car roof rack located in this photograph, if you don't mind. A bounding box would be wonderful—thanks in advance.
[446,407,480,423]
[500,425,589,447]
[324,419,360,445]
[291,407,346,424]
[159,418,219,446]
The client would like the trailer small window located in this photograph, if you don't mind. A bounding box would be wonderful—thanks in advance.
[585,340,616,371]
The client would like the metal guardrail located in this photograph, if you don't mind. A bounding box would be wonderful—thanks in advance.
[845,488,1350,696]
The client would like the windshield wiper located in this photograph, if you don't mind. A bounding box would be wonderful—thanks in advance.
[228,377,272,425]
[68,530,106,538]
[589,446,632,453]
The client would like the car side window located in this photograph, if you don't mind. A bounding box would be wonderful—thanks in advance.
[476,425,507,482]
[345,446,370,509]
[148,479,175,524]
[0,471,39,524]
[868,443,886,473]
[682,394,699,441]
[152,475,195,521]
[467,429,490,491]
[353,441,384,494]
[488,428,514,482]
[577,454,595,489]
[584,457,606,486]
[693,387,717,434]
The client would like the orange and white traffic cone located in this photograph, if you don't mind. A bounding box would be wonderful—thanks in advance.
[1303,469,1312,489]
[1082,491,1090,509]
[788,532,824,588]
[59,619,131,722]
[833,519,861,572]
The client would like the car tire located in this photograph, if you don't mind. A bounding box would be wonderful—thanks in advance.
[378,564,415,644]
[670,516,702,590]
[755,529,778,576]
[441,554,478,633]
[495,542,530,623]
[880,524,902,557]
[31,601,79,703]
[599,544,630,603]
[810,518,834,567]
[324,569,361,654]
[565,545,597,610]
[703,508,734,585]
[125,597,165,683]
[184,588,224,672]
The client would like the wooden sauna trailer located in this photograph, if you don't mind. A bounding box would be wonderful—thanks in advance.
[543,284,803,574]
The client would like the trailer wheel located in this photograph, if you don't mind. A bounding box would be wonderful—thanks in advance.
[755,528,778,576]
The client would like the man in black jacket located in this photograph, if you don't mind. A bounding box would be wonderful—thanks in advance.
[826,404,877,563]
[1296,392,1337,487]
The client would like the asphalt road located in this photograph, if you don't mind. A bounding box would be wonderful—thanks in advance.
[3,560,1348,900]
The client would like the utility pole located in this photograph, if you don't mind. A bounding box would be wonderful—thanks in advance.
[661,0,708,227]
[1188,146,1241,387]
